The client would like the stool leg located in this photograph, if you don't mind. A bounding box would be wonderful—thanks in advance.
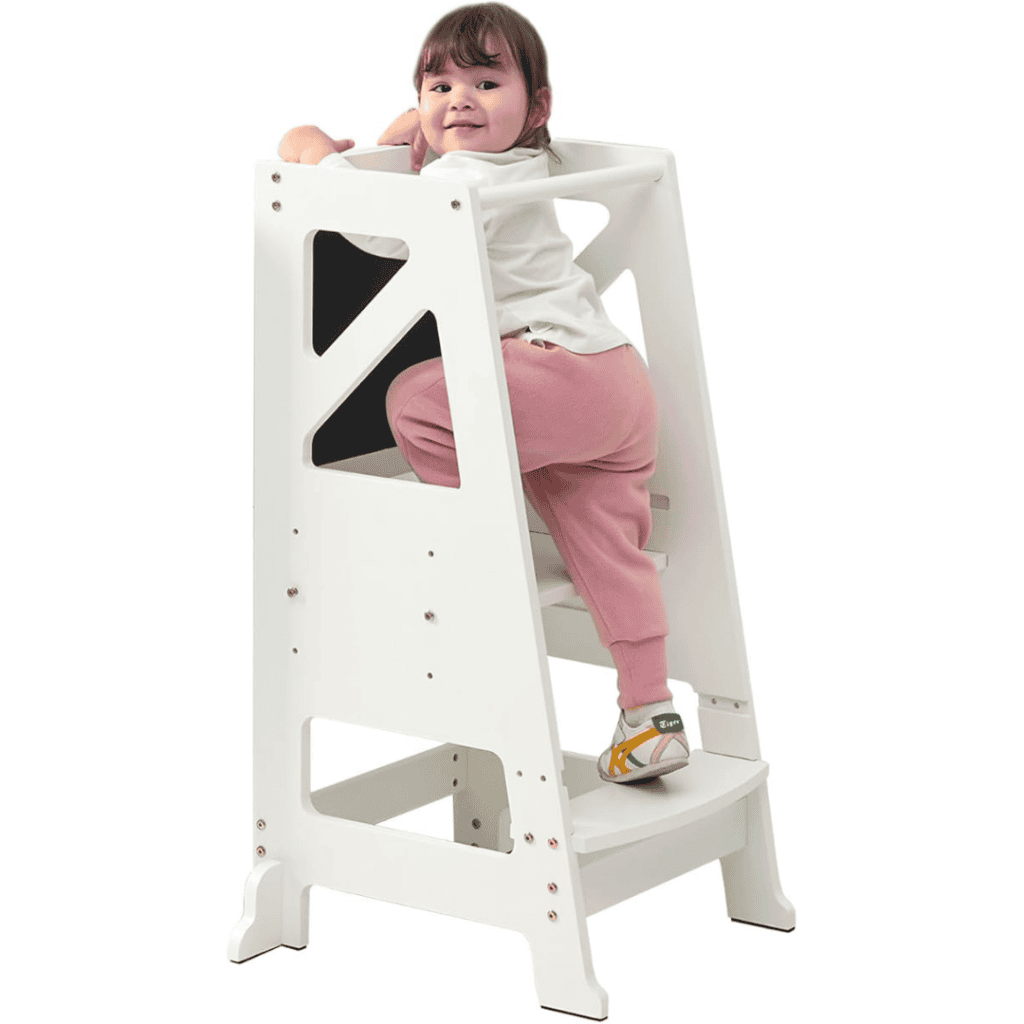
[228,859,310,962]
[719,783,796,932]
[526,898,609,1019]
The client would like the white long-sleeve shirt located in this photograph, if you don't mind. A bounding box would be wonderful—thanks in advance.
[319,146,638,358]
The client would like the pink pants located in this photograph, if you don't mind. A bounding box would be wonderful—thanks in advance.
[385,333,672,711]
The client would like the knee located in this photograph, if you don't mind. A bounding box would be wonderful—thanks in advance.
[385,358,442,429]
[385,367,415,429]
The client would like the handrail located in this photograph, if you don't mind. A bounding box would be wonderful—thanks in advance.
[476,160,664,211]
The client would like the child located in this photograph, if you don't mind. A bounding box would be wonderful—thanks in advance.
[278,3,689,783]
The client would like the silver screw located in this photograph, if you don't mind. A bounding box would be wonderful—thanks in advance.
[271,173,281,182]
[256,820,266,830]
[547,883,558,893]
[471,819,481,829]
[424,611,434,621]
[272,201,281,211]
[548,838,559,849]
[256,846,265,857]
[287,587,298,597]
[548,911,558,922]
[451,200,461,210]
[524,833,534,843]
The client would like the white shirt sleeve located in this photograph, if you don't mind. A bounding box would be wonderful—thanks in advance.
[316,152,410,261]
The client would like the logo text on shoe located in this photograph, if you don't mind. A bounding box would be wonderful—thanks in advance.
[652,713,683,733]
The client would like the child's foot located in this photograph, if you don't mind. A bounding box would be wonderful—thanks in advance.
[597,700,690,783]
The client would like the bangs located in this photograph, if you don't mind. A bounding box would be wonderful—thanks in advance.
[420,30,510,80]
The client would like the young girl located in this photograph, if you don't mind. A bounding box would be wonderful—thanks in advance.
[278,2,689,783]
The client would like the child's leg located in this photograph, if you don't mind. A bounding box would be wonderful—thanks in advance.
[386,336,673,710]
[521,467,672,710]
[384,355,460,488]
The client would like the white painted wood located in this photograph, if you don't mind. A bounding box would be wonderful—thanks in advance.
[720,782,797,931]
[476,159,664,210]
[229,139,794,1017]
[567,750,768,854]
[578,801,747,916]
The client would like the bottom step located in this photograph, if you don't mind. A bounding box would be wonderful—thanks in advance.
[565,749,768,854]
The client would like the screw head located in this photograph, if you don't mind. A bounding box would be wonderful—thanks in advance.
[287,587,298,597]
[450,199,461,210]
[524,833,534,843]
[471,818,481,829]
[424,611,434,621]
[548,910,558,921]
[272,201,281,211]
[256,820,266,830]
[271,173,281,182]
[256,846,265,857]
[547,882,558,893]
[548,838,559,849]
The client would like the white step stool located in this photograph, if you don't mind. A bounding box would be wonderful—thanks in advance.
[229,138,795,1020]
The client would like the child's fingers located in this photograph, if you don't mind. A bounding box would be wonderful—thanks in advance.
[411,129,428,172]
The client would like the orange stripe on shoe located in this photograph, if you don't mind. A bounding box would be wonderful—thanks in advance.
[609,727,660,775]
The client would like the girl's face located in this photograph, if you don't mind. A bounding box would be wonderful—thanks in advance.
[418,39,550,158]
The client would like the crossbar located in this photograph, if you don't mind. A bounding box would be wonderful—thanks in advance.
[477,159,664,210]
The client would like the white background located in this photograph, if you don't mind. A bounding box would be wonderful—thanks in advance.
[3,1,1021,1021]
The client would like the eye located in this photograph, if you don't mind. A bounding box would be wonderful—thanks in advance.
[478,80,499,90]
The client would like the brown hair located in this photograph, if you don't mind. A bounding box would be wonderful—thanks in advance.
[413,3,561,164]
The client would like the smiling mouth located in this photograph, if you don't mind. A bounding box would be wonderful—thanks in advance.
[447,124,483,129]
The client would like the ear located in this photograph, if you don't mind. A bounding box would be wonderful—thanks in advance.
[528,86,552,131]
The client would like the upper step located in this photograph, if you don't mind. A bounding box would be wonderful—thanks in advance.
[564,749,768,854]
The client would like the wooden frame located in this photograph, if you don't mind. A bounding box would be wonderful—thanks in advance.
[228,139,794,1019]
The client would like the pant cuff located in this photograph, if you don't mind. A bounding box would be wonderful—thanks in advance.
[609,636,672,709]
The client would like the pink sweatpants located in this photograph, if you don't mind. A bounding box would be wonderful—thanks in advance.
[385,333,673,711]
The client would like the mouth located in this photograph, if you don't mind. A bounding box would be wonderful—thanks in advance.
[446,124,483,129]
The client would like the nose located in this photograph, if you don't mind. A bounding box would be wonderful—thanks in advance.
[447,83,477,109]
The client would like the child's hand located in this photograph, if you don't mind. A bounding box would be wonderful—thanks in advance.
[377,109,429,172]
[278,126,356,165]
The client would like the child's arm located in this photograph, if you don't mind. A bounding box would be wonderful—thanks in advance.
[377,109,429,172]
[275,121,413,259]
[276,124,409,261]
[279,125,355,164]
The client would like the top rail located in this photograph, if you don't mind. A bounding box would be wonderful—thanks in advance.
[476,159,664,211]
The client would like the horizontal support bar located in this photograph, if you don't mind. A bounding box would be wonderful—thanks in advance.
[310,743,460,824]
[477,160,664,210]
